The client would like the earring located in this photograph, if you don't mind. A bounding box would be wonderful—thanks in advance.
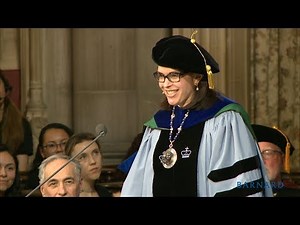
[162,91,165,95]
[196,87,199,91]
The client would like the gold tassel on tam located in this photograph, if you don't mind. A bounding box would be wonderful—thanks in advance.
[190,30,198,44]
[273,126,291,174]
[206,65,214,89]
[284,142,291,174]
[190,30,214,90]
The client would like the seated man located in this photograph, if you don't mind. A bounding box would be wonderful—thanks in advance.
[252,124,300,197]
[38,153,82,197]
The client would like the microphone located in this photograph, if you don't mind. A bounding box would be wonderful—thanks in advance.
[95,123,108,137]
[25,123,108,197]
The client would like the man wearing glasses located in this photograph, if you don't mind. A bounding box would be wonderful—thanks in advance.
[252,124,300,197]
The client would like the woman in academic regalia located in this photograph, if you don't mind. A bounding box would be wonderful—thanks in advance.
[121,32,272,197]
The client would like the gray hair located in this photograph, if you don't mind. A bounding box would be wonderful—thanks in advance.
[38,153,81,185]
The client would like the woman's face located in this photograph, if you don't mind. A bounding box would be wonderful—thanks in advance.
[40,128,71,159]
[157,66,198,108]
[0,151,16,193]
[71,141,102,181]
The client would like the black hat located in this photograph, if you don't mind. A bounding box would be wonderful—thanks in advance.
[152,35,219,81]
[252,124,295,174]
[252,124,295,155]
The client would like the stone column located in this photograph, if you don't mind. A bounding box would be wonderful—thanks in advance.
[20,29,48,168]
[42,29,72,126]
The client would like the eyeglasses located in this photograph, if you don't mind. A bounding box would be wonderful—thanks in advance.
[43,141,67,152]
[153,71,184,83]
[261,149,283,160]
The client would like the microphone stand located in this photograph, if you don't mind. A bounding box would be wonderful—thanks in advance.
[25,131,105,197]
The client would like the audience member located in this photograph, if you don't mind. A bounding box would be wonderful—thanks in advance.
[0,71,33,173]
[0,144,22,197]
[27,122,73,190]
[252,124,300,197]
[65,132,112,197]
[39,153,81,197]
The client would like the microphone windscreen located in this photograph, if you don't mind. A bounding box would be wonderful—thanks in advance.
[95,123,107,136]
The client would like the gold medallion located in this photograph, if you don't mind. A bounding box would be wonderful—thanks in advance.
[159,148,177,169]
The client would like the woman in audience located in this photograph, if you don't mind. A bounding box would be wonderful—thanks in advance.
[0,144,22,197]
[27,122,73,190]
[65,132,112,197]
[0,71,33,173]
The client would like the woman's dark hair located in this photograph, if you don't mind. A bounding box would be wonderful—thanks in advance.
[0,71,13,93]
[0,71,25,156]
[31,123,74,169]
[0,143,22,196]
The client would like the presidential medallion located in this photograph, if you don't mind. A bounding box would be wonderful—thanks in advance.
[159,106,189,169]
[159,148,177,169]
